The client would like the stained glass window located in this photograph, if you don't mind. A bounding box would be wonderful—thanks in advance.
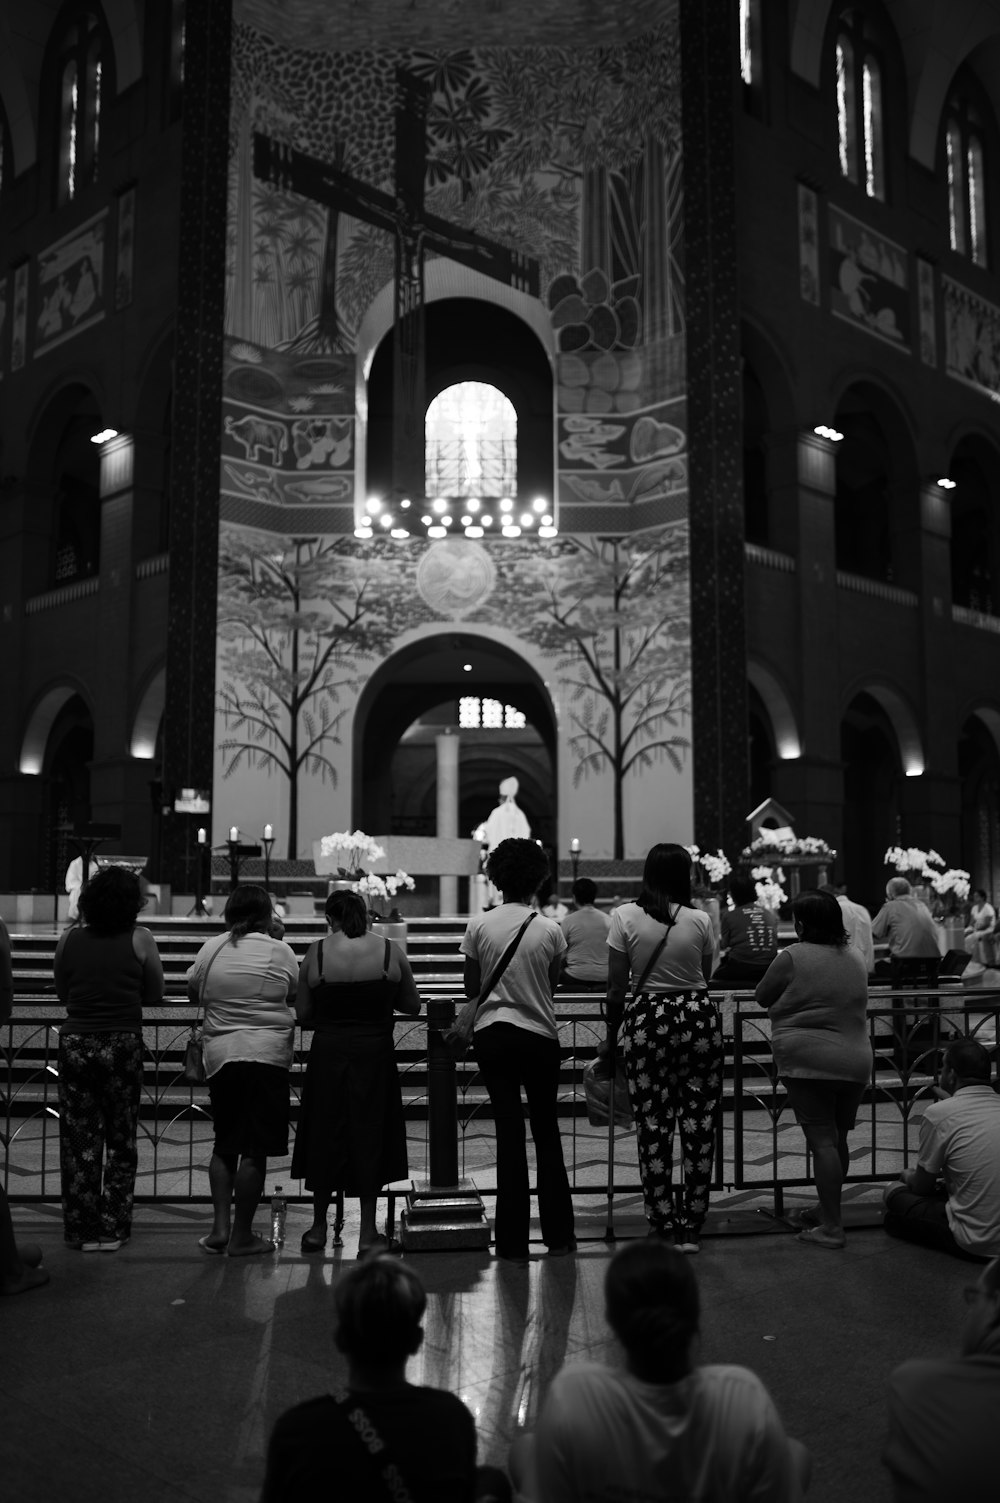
[459,698,527,730]
[426,382,517,500]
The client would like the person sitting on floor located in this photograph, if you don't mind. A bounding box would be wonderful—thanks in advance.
[510,1239,809,1502]
[260,1253,510,1503]
[559,878,611,991]
[882,1256,1000,1502]
[883,1039,1000,1260]
[714,870,779,984]
[871,878,940,963]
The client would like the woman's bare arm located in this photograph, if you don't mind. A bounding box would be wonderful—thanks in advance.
[393,951,421,1016]
[295,943,317,1025]
[133,927,165,1008]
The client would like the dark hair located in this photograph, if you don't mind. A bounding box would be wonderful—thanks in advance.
[604,1241,699,1383]
[324,889,368,938]
[536,878,555,907]
[334,1254,426,1364]
[78,866,144,935]
[973,888,988,903]
[224,884,274,944]
[486,839,549,903]
[728,870,757,906]
[637,843,692,922]
[792,889,848,947]
[572,877,597,906]
[944,1039,992,1084]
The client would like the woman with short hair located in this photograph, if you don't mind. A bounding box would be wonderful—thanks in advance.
[755,888,872,1250]
[54,865,164,1250]
[187,884,298,1256]
[605,843,720,1252]
[292,888,420,1259]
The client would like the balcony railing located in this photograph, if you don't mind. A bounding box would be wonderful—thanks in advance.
[24,576,100,615]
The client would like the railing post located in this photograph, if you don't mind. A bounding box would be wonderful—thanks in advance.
[426,997,459,1187]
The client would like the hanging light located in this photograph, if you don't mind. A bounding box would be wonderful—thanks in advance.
[427,524,447,538]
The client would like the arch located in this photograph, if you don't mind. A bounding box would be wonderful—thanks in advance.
[19,680,93,774]
[129,665,165,760]
[962,704,1000,764]
[740,317,800,435]
[747,661,802,760]
[910,18,1000,169]
[790,0,833,87]
[844,679,924,775]
[0,19,37,172]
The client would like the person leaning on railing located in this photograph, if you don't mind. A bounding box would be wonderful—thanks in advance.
[558,878,610,991]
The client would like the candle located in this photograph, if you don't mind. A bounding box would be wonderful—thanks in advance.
[197,828,206,845]
[263,823,273,841]
[570,837,581,853]
[229,826,239,842]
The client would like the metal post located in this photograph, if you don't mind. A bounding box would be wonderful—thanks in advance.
[426,997,459,1187]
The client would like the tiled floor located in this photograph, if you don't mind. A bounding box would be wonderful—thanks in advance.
[2,1195,976,1503]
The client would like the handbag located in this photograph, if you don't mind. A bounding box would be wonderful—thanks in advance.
[180,934,227,1086]
[442,911,537,1060]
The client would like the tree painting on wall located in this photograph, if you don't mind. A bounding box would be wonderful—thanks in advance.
[475,526,691,857]
[216,529,437,856]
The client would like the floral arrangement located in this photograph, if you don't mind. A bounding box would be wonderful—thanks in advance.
[884,846,945,875]
[751,865,787,912]
[686,845,732,887]
[319,830,386,879]
[743,830,835,862]
[358,869,416,922]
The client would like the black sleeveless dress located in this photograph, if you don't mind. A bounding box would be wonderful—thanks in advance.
[290,938,408,1195]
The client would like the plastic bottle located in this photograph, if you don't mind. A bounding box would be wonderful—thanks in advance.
[270,1185,286,1247]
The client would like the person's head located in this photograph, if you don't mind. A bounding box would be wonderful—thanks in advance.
[728,870,757,907]
[486,838,549,903]
[792,888,848,947]
[499,776,519,799]
[78,866,145,935]
[572,877,597,907]
[941,1038,993,1091]
[334,1254,426,1369]
[536,878,555,908]
[637,843,693,922]
[224,884,274,943]
[960,1257,1000,1357]
[604,1241,699,1384]
[324,889,368,937]
[973,888,988,904]
[887,877,912,900]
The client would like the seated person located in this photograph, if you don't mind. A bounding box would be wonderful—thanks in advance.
[713,871,779,983]
[871,878,940,963]
[260,1254,508,1503]
[883,1039,1000,1260]
[536,880,568,923]
[511,1240,809,1502]
[559,878,611,990]
[964,888,996,966]
[882,1256,1000,1502]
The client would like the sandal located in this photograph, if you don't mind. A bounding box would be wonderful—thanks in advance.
[300,1226,327,1254]
[198,1235,227,1255]
[783,1208,821,1231]
[797,1226,845,1251]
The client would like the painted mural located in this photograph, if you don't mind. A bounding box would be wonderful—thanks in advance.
[828,206,909,350]
[943,275,1000,403]
[216,3,690,861]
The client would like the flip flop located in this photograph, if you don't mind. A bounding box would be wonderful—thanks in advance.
[796,1226,846,1250]
[198,1235,227,1255]
[227,1234,275,1258]
[783,1208,821,1231]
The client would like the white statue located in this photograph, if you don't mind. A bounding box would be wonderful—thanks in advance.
[482,776,531,850]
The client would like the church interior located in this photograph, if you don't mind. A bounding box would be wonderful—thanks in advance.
[3,2,1000,1500]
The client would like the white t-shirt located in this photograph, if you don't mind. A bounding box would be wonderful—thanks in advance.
[608,902,717,993]
[916,1084,1000,1254]
[531,1361,804,1503]
[460,903,566,1040]
[561,907,612,982]
[187,932,298,1076]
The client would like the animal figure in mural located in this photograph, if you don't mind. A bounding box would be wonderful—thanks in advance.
[290,416,353,469]
[224,413,289,464]
[222,463,284,506]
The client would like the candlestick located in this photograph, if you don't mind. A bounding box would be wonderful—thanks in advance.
[229,826,239,842]
[263,823,273,841]
[570,837,580,853]
[197,827,207,845]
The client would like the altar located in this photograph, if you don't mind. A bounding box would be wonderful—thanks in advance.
[312,835,483,915]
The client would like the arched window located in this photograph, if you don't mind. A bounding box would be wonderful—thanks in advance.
[54,12,104,205]
[946,93,990,268]
[459,698,527,730]
[425,381,518,501]
[834,11,886,201]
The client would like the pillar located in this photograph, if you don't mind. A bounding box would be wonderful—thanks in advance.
[436,731,459,914]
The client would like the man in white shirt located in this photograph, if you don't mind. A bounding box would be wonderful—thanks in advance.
[820,883,875,974]
[883,1039,1000,1258]
[559,878,610,990]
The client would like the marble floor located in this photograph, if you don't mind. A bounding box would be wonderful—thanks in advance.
[1,1193,977,1503]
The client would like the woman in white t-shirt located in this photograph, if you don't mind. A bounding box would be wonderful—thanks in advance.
[456,839,575,1264]
[606,844,720,1252]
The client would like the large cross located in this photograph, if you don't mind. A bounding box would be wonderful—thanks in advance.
[254,68,540,502]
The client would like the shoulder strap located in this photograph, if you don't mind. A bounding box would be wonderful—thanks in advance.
[329,1388,416,1503]
[381,937,391,979]
[631,910,676,999]
[479,911,537,1006]
[194,932,230,1024]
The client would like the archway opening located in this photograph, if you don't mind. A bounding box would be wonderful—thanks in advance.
[42,693,95,893]
[748,682,775,809]
[950,437,1000,613]
[26,384,102,592]
[959,713,1000,900]
[833,408,891,582]
[841,691,900,909]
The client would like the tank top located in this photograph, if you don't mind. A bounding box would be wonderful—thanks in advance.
[60,927,145,1033]
[309,938,398,1027]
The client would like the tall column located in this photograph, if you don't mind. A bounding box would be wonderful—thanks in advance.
[436,731,459,915]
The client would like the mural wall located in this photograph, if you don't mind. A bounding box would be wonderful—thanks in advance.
[216,0,690,861]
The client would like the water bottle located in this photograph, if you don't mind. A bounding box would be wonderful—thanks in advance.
[270,1185,286,1247]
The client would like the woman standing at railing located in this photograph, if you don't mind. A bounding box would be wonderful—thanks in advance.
[187,885,298,1257]
[605,843,721,1254]
[755,888,872,1251]
[53,866,164,1251]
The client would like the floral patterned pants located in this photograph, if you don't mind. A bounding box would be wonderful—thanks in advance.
[620,990,724,1236]
[58,1031,143,1244]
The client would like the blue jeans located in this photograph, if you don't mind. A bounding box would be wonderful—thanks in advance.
[474,1023,574,1258]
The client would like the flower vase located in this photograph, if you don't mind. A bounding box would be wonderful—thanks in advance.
[328,878,360,895]
[371,917,407,955]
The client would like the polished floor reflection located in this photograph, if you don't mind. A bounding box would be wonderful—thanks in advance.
[2,1196,974,1503]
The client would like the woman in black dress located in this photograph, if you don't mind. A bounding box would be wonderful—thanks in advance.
[292,890,420,1257]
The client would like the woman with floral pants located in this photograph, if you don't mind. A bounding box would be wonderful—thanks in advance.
[605,844,721,1252]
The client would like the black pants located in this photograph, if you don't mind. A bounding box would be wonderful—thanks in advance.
[883,1184,989,1261]
[474,1022,575,1258]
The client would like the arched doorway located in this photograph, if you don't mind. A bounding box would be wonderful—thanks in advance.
[959,711,1000,899]
[841,691,902,909]
[353,632,557,905]
[949,436,1000,614]
[26,383,102,594]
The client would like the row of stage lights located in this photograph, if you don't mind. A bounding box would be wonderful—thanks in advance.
[355,495,558,541]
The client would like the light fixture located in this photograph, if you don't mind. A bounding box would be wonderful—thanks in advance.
[354,525,373,539]
[500,498,513,512]
[937,477,957,490]
[432,497,448,514]
[541,514,553,525]
[502,524,521,537]
[421,514,433,526]
[460,514,473,527]
[520,512,534,528]
[481,514,493,526]
[465,525,484,538]
[441,514,453,526]
[379,513,392,527]
[427,524,447,538]
[538,525,558,537]
[90,428,119,444]
[813,424,844,442]
[532,497,547,512]
[365,496,382,514]
[390,527,410,539]
[467,497,481,512]
[400,497,411,508]
[463,663,473,672]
